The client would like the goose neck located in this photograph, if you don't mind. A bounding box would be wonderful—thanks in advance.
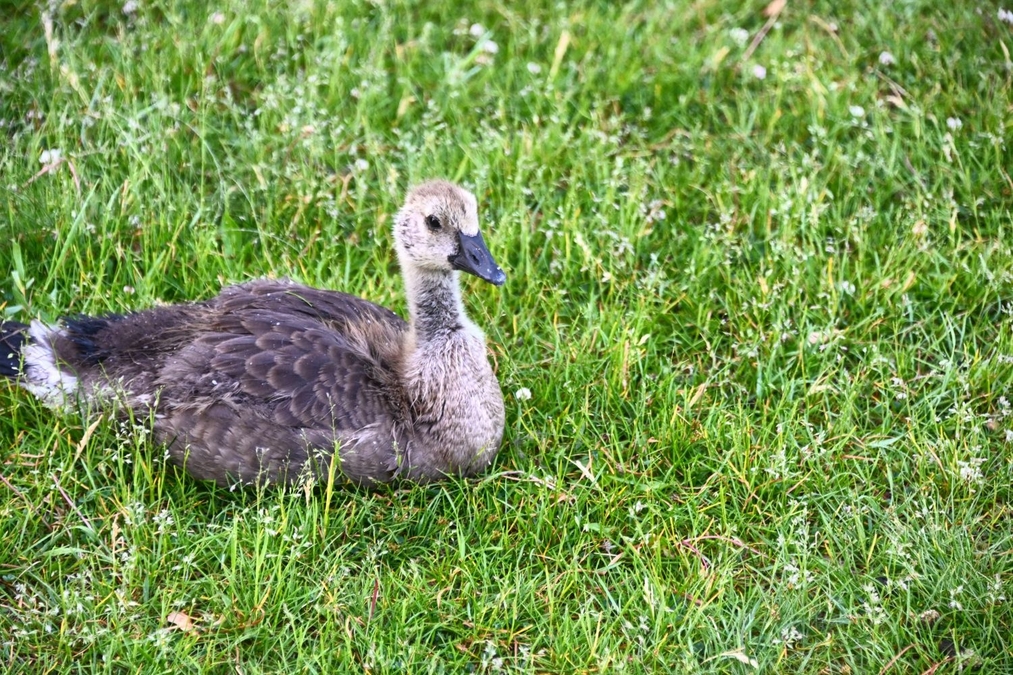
[403,268,466,341]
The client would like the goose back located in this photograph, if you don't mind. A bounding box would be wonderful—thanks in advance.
[47,280,416,485]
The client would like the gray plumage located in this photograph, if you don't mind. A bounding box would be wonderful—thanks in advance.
[1,180,507,487]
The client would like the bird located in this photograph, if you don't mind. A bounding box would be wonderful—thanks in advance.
[0,180,507,487]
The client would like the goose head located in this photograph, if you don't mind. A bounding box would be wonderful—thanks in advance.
[394,180,506,286]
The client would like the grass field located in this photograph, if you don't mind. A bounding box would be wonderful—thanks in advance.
[2,0,1012,671]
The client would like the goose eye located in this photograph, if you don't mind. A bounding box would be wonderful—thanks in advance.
[425,215,442,232]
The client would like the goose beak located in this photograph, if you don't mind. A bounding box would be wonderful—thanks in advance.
[449,231,506,286]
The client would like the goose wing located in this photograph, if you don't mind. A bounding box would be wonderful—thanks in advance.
[153,281,411,484]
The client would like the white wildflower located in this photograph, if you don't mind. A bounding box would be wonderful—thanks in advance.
[515,387,532,401]
[956,457,985,484]
[730,27,750,47]
[645,199,666,224]
[949,585,964,610]
[862,584,887,625]
[752,64,767,79]
[526,62,542,75]
[772,625,804,648]
[999,8,1013,25]
[122,0,138,14]
[946,117,962,131]
[152,509,174,535]
[481,640,504,672]
[480,40,499,55]
[210,12,225,24]
[39,148,62,164]
[469,23,485,38]
[987,575,1006,604]
[879,51,895,66]
[353,158,369,172]
[849,105,865,118]
[783,561,814,588]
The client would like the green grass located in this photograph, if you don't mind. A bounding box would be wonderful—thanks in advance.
[2,0,1012,671]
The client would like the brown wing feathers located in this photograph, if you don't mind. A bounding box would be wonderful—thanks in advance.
[194,311,397,431]
[4,280,411,485]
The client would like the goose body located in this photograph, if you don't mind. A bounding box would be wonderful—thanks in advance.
[0,180,507,486]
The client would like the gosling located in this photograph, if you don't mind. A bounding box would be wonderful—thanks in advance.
[0,180,507,486]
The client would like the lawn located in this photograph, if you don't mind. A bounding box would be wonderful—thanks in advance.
[1,0,1012,672]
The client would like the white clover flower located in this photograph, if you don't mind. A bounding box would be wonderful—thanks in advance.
[39,148,62,164]
[480,40,499,55]
[514,387,532,401]
[849,105,865,118]
[353,158,369,172]
[946,117,962,131]
[210,12,225,24]
[469,23,485,38]
[752,64,767,80]
[878,51,895,66]
[526,62,542,75]
[999,8,1013,25]
[729,27,750,47]
[122,0,138,15]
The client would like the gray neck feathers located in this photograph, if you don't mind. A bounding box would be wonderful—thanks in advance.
[403,268,466,342]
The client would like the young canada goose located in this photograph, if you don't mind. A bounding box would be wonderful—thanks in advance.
[0,180,507,486]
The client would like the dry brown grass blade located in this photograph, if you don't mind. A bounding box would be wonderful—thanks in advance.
[743,0,788,62]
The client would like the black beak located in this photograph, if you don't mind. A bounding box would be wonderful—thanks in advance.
[449,231,506,286]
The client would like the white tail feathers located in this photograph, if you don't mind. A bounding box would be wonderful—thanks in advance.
[22,321,79,410]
